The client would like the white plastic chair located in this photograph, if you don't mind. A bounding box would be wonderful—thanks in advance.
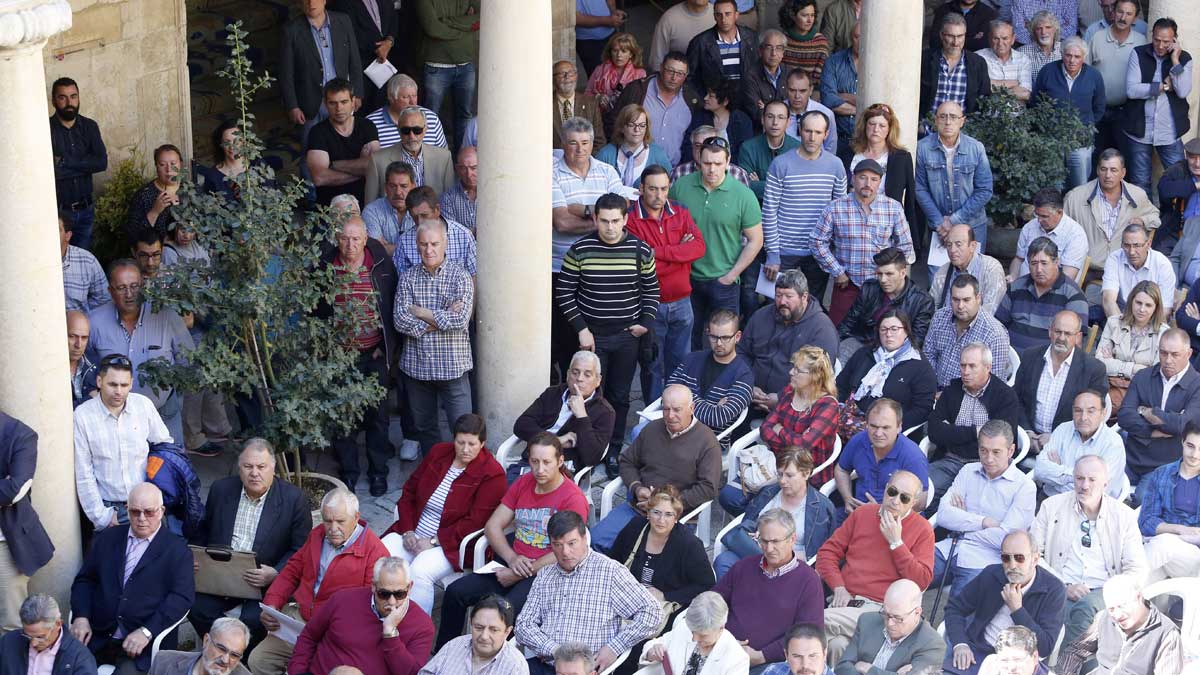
[599,648,633,674]
[1145,577,1200,654]
[903,423,925,441]
[495,435,525,470]
[1013,425,1032,466]
[716,406,749,442]
[1006,345,1021,386]
[97,611,190,675]
[637,397,664,422]
[712,513,745,560]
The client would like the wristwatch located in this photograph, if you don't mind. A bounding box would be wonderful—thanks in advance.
[429,536,439,548]
[583,205,592,219]
[139,627,152,639]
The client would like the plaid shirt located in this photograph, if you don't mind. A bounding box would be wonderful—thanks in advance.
[932,52,969,112]
[438,183,476,233]
[231,487,268,553]
[62,244,111,311]
[811,193,914,286]
[923,306,1013,389]
[759,389,840,486]
[418,634,529,675]
[515,550,663,660]
[1018,42,1062,83]
[393,259,474,381]
[670,161,754,189]
[392,217,478,276]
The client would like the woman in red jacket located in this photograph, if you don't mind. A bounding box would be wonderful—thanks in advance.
[385,413,506,614]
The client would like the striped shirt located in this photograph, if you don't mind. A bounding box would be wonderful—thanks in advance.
[811,193,914,286]
[366,105,448,150]
[923,306,1013,389]
[762,149,847,263]
[551,157,627,272]
[73,393,172,528]
[231,487,268,552]
[666,352,754,434]
[332,251,383,351]
[556,233,660,335]
[718,30,743,79]
[393,259,474,381]
[62,245,111,312]
[1035,347,1074,434]
[995,274,1090,352]
[415,466,463,538]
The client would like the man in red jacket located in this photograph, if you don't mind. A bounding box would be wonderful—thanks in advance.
[248,488,389,675]
[288,557,434,675]
[814,470,935,664]
[625,164,706,403]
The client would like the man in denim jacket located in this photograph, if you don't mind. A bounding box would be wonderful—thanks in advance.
[915,101,994,265]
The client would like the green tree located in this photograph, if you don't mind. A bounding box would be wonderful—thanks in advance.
[141,22,385,483]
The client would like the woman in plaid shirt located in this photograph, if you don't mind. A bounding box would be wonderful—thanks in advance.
[759,346,840,487]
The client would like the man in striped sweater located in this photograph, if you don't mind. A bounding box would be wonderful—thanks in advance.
[557,193,662,458]
[666,308,754,443]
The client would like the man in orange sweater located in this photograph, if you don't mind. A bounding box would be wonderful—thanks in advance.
[815,470,935,664]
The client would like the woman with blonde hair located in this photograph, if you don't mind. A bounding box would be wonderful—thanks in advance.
[586,32,647,117]
[596,103,672,188]
[1097,279,1168,414]
[850,102,918,241]
[760,347,839,487]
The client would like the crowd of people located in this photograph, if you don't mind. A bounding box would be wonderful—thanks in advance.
[5,0,1200,674]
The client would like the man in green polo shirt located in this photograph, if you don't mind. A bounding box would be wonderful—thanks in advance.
[669,137,763,349]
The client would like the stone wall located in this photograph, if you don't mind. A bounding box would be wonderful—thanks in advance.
[552,0,575,64]
[42,0,191,184]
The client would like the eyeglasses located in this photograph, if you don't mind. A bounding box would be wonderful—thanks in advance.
[762,44,786,53]
[879,326,906,334]
[708,333,738,343]
[885,486,914,504]
[112,283,143,295]
[1080,519,1092,548]
[936,113,963,121]
[662,67,687,77]
[134,251,162,260]
[21,627,56,642]
[879,606,919,624]
[624,122,648,130]
[375,588,409,600]
[400,126,425,136]
[648,509,677,520]
[99,354,133,368]
[702,136,730,149]
[210,638,244,661]
[868,104,893,115]
[128,507,161,519]
[789,367,812,376]
[1000,553,1028,564]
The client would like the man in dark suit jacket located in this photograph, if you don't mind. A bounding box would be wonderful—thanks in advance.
[1117,328,1200,484]
[0,411,54,633]
[927,343,1021,506]
[510,351,616,481]
[943,531,1065,675]
[69,483,194,674]
[328,0,397,110]
[919,12,991,119]
[835,579,946,675]
[1013,311,1107,451]
[188,440,310,643]
[279,1,363,131]
[738,31,790,129]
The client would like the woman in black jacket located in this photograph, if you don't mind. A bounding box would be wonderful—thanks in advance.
[836,309,937,437]
[849,103,920,250]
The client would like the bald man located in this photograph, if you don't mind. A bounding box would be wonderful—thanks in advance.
[438,145,478,232]
[317,215,399,497]
[943,531,1066,675]
[589,384,722,552]
[1116,327,1200,484]
[70,483,194,674]
[67,310,98,408]
[816,470,935,663]
[836,579,945,673]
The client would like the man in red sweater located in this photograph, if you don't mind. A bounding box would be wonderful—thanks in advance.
[815,470,935,664]
[625,164,706,402]
[249,489,389,675]
[288,557,434,675]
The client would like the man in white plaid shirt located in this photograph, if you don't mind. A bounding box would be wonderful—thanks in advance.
[515,511,662,674]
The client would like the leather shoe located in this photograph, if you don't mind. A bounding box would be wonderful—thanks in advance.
[369,477,388,497]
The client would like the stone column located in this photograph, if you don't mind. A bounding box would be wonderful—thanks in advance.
[1149,1,1200,143]
[475,1,552,438]
[857,0,924,151]
[0,0,80,602]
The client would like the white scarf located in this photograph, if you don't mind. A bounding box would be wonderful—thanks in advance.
[853,340,921,401]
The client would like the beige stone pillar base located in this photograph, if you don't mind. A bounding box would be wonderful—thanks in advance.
[857,0,924,152]
[0,0,81,604]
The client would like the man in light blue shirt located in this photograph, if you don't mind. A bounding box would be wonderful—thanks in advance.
[1034,389,1128,499]
[934,419,1037,598]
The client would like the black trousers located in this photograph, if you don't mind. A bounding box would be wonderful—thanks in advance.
[594,330,641,444]
[436,572,537,649]
[331,349,392,483]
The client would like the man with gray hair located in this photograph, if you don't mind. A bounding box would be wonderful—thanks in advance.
[740,28,791,123]
[365,105,454,203]
[977,20,1033,103]
[290,556,434,674]
[150,617,251,675]
[367,73,448,150]
[250,488,389,675]
[1015,9,1064,75]
[551,642,595,675]
[0,594,96,673]
[1031,35,1106,190]
[670,125,754,187]
[1056,574,1183,675]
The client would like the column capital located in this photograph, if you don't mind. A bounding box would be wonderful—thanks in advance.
[0,0,71,50]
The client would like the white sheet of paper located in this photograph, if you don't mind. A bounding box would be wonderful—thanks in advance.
[364,59,398,89]
[474,560,507,574]
[259,604,305,646]
[755,268,776,299]
[927,232,949,268]
[637,409,664,422]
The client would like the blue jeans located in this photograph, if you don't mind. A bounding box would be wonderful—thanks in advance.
[423,63,476,145]
[591,501,639,552]
[1065,145,1094,191]
[1064,588,1106,647]
[714,526,763,578]
[932,547,983,599]
[1126,137,1185,193]
[641,297,694,403]
[719,483,753,517]
[158,391,184,449]
[690,278,740,349]
[67,205,95,251]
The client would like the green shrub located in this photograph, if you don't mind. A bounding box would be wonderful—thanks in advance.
[92,151,147,266]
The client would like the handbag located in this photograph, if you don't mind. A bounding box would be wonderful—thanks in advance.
[623,524,679,638]
[734,443,778,495]
[837,398,870,443]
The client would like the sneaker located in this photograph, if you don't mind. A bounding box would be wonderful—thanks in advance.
[399,440,420,461]
[188,442,223,458]
[370,477,388,497]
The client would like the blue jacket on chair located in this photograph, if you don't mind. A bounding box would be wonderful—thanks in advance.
[69,524,195,672]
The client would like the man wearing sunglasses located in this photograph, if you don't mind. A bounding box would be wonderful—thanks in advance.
[942,531,1065,675]
[365,107,453,204]
[1032,455,1147,649]
[151,616,251,675]
[815,470,934,664]
[289,557,434,675]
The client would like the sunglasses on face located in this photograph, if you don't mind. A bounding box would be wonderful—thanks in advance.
[400,126,425,136]
[1000,553,1028,564]
[885,486,913,504]
[375,588,409,600]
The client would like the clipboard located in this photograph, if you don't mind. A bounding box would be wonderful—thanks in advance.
[190,546,262,600]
